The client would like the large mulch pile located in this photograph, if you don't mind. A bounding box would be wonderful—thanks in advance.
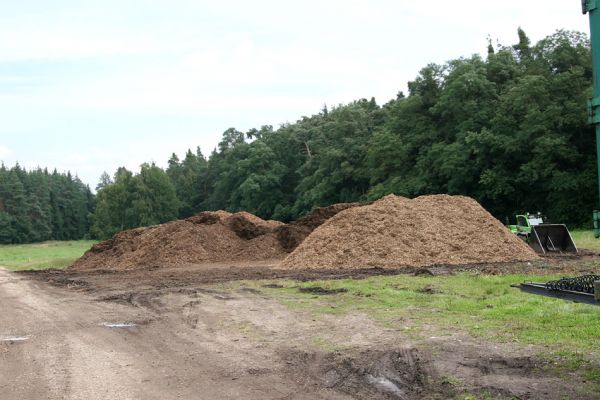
[281,194,539,270]
[72,211,286,271]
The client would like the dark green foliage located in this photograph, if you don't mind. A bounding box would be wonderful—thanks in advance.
[183,29,594,226]
[0,164,93,244]
[132,163,179,226]
[166,147,208,218]
[365,29,594,225]
[91,164,179,239]
[292,99,381,215]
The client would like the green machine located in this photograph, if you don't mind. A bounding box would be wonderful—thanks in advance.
[583,1,600,237]
[507,213,578,254]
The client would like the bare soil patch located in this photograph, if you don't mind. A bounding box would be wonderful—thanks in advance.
[281,346,584,400]
[28,251,600,295]
[283,348,448,399]
[12,253,600,400]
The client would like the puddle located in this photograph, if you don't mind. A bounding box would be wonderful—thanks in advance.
[0,335,30,342]
[101,322,137,328]
[365,374,406,397]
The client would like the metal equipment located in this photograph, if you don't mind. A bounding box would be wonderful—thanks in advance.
[519,275,600,305]
[507,213,578,254]
[519,282,599,305]
[582,1,600,237]
[516,3,596,305]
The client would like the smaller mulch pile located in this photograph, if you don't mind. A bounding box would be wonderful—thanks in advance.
[72,211,285,271]
[71,205,350,271]
[281,194,539,270]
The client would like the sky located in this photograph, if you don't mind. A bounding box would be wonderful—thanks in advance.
[0,0,591,188]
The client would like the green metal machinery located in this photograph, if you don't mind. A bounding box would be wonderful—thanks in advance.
[516,2,599,303]
[582,1,600,237]
[507,213,578,254]
[507,213,544,237]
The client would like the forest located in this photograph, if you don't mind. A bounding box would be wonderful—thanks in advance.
[0,29,596,242]
[0,165,94,243]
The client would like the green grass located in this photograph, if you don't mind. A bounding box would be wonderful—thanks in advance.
[238,272,600,397]
[251,272,600,353]
[570,230,600,251]
[0,240,96,271]
[249,272,600,396]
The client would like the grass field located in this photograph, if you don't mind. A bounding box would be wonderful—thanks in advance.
[252,273,600,352]
[570,230,600,251]
[248,273,600,394]
[0,240,96,271]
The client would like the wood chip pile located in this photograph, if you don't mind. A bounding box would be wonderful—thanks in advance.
[281,195,538,269]
[72,194,538,271]
[71,211,285,270]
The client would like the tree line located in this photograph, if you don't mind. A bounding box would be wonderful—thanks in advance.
[2,29,596,242]
[0,164,94,243]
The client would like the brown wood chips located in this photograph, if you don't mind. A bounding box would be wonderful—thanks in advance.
[281,194,538,269]
[72,194,538,271]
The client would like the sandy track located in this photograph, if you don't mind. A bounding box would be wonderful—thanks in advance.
[0,268,348,400]
[0,268,156,399]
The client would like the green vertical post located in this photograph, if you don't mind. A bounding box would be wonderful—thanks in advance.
[583,0,600,237]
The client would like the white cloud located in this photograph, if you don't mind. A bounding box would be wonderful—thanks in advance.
[26,39,407,117]
[0,0,592,186]
[0,145,12,159]
[0,24,161,62]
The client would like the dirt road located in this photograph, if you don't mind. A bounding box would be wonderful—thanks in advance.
[1,264,596,400]
[0,268,352,400]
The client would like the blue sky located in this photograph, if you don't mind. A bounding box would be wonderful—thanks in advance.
[0,0,590,187]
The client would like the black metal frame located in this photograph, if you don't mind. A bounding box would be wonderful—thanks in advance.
[519,282,599,306]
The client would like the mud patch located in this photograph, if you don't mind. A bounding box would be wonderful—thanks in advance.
[458,355,541,375]
[283,348,450,399]
[196,288,236,300]
[96,291,166,312]
[417,285,440,294]
[97,292,135,305]
[298,286,348,295]
[41,276,90,290]
[238,287,262,294]
[262,283,284,289]
[25,256,596,293]
[413,268,434,276]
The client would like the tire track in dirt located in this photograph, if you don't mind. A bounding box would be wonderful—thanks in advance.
[0,268,73,399]
[0,269,354,399]
[5,266,598,399]
[0,268,162,399]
